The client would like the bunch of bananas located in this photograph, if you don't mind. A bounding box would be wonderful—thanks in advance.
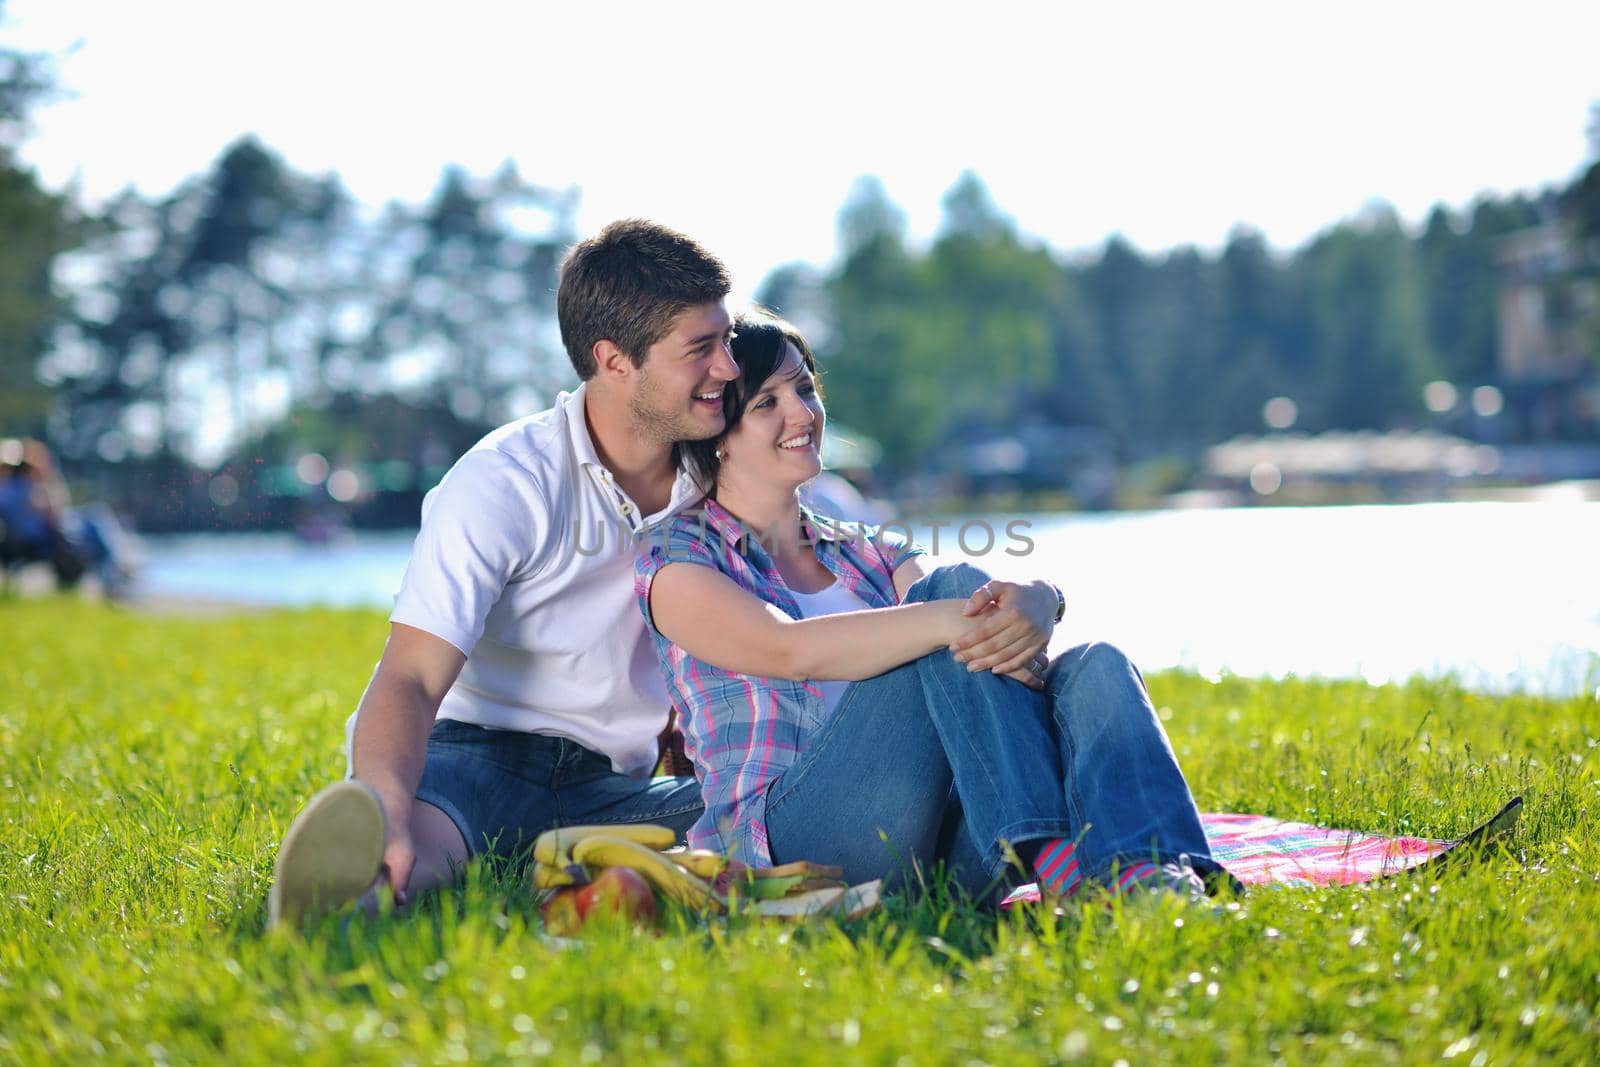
[533,823,729,913]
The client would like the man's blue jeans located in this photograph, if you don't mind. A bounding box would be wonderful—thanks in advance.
[763,564,1224,899]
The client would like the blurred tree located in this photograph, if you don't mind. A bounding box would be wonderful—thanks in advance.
[1214,227,1301,434]
[1417,200,1526,386]
[1574,102,1600,245]
[182,137,310,444]
[1561,105,1600,367]
[939,169,1013,243]
[1079,235,1165,447]
[918,173,1056,431]
[50,139,577,469]
[819,173,1061,468]
[0,12,81,433]
[754,261,831,352]
[364,163,578,426]
[1300,206,1437,430]
[836,175,906,258]
[48,137,333,463]
[1042,263,1109,430]
[820,178,920,465]
[1150,245,1227,447]
[44,188,193,462]
[1570,160,1600,248]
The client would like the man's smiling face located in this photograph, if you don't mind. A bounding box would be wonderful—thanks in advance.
[626,301,738,445]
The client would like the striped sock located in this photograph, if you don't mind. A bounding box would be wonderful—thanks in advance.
[1112,861,1161,893]
[1032,838,1084,897]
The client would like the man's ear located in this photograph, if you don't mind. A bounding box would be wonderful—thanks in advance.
[593,339,635,382]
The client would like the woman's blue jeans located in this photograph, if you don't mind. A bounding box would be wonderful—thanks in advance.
[763,564,1223,900]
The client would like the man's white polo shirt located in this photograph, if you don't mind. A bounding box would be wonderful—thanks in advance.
[373,383,703,776]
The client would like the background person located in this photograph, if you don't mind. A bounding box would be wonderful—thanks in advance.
[0,437,134,593]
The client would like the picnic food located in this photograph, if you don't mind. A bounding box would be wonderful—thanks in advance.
[726,861,846,901]
[665,847,728,880]
[532,862,578,889]
[575,867,657,924]
[532,822,678,868]
[530,821,883,936]
[569,834,725,913]
[539,887,584,936]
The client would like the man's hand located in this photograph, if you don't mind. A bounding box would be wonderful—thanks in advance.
[378,813,416,908]
[349,623,467,910]
[949,580,1058,680]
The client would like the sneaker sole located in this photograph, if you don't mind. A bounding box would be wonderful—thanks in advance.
[267,780,385,931]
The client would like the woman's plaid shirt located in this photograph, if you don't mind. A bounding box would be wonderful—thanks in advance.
[634,497,922,866]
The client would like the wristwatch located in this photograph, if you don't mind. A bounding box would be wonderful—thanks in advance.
[1047,582,1066,623]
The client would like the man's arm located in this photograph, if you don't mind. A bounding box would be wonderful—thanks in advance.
[349,622,466,902]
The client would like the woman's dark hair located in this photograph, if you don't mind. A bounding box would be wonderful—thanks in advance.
[681,308,821,495]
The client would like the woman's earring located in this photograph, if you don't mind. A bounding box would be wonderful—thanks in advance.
[714,449,723,460]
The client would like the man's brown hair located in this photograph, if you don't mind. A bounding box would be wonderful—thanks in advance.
[557,219,731,379]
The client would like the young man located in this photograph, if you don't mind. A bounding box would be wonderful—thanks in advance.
[267,219,739,927]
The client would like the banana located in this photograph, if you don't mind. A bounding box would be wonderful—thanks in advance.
[533,823,678,867]
[570,835,726,914]
[532,862,580,889]
[667,849,728,880]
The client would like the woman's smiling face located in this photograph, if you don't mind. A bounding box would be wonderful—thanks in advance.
[716,341,825,494]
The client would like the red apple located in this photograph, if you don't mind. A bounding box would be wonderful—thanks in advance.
[575,867,658,926]
[540,887,584,936]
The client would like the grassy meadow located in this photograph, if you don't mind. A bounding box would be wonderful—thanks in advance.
[2,597,1597,1064]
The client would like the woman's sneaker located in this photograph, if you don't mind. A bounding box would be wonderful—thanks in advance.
[1113,859,1209,904]
[267,780,386,930]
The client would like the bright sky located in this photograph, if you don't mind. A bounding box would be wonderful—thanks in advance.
[6,0,1599,304]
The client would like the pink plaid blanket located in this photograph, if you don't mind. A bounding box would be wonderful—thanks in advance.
[1000,796,1521,907]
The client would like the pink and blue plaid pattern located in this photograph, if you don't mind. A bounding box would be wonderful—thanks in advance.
[635,498,923,866]
[1000,799,1521,907]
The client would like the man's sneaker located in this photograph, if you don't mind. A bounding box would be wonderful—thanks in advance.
[267,780,386,931]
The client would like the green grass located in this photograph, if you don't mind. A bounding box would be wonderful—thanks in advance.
[2,599,1597,1065]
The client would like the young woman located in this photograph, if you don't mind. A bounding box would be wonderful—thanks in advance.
[634,311,1229,902]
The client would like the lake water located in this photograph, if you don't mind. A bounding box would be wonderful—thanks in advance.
[138,501,1600,697]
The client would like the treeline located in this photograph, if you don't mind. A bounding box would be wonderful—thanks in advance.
[0,25,77,436]
[40,137,579,469]
[764,171,1595,480]
[4,13,1598,527]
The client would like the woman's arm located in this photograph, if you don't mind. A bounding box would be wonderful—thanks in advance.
[646,560,969,682]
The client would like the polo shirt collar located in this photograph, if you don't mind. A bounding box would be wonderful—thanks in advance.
[564,381,703,513]
[562,382,604,470]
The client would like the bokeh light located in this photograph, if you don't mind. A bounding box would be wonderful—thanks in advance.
[1262,397,1298,431]
[207,474,239,507]
[1423,380,1458,413]
[1249,462,1283,495]
[1471,385,1504,418]
[326,468,360,503]
[296,452,330,485]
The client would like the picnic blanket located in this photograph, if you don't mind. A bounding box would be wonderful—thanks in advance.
[1000,796,1522,907]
